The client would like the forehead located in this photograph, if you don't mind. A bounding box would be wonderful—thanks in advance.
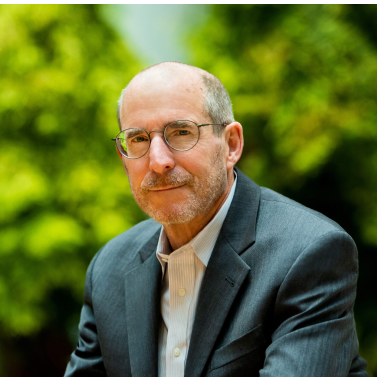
[120,71,209,129]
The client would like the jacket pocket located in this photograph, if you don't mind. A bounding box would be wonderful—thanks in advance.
[210,324,265,371]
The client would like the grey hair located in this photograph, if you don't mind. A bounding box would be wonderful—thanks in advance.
[201,73,234,136]
[117,64,234,136]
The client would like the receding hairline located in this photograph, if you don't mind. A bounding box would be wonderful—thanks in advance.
[131,61,209,86]
[118,62,207,129]
[122,62,210,101]
[117,62,233,131]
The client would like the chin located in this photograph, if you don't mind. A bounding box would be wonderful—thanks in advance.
[144,202,200,226]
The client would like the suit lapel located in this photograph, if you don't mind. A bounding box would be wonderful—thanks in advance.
[185,169,261,377]
[185,233,251,377]
[124,226,161,377]
[221,167,260,254]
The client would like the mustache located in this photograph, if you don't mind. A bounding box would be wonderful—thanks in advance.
[140,171,194,193]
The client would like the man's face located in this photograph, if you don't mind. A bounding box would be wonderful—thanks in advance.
[119,73,228,226]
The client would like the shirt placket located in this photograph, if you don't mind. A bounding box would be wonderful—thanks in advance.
[165,246,195,377]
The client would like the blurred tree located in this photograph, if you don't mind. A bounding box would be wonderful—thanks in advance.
[0,4,143,376]
[190,4,377,375]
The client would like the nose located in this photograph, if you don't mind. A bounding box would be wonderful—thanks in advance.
[148,133,175,174]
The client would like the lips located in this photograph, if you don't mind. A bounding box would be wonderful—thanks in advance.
[148,184,184,191]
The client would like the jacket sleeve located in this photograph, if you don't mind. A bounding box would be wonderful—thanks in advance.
[259,230,368,377]
[64,251,107,377]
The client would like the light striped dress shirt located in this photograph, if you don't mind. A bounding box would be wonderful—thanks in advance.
[156,174,237,377]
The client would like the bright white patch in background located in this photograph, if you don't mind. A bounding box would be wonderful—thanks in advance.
[100,4,209,65]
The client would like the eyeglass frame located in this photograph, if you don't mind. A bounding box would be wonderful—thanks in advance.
[111,119,226,159]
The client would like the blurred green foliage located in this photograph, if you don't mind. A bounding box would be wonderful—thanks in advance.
[1,4,377,376]
[0,4,145,375]
[190,4,377,374]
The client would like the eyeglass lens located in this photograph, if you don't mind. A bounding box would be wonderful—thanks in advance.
[116,120,200,158]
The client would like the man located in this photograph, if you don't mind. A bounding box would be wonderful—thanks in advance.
[65,62,368,376]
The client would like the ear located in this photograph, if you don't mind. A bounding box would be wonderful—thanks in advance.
[224,122,244,170]
[115,145,129,176]
[116,146,123,160]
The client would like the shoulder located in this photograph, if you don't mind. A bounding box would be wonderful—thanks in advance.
[253,186,356,271]
[258,186,345,237]
[235,168,344,238]
[100,218,160,258]
[90,218,161,278]
[234,182,359,301]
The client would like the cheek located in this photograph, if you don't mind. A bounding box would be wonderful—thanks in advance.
[174,150,215,176]
[183,138,223,165]
[123,160,145,187]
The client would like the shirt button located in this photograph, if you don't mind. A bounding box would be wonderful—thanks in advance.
[173,348,180,357]
[179,288,186,297]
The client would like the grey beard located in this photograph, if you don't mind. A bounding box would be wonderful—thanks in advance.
[130,145,227,226]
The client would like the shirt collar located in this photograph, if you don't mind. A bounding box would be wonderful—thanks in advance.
[156,172,238,268]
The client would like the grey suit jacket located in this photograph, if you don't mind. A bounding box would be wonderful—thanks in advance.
[65,168,368,377]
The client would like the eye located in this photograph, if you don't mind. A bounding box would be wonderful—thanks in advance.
[178,130,190,135]
[134,136,148,142]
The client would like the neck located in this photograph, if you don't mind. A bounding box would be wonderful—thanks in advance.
[163,170,234,251]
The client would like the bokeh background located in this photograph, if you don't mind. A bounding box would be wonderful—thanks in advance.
[0,4,376,376]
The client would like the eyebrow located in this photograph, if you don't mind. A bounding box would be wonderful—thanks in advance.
[166,121,195,128]
[122,129,147,138]
[121,120,196,135]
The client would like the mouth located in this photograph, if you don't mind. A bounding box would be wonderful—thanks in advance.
[148,184,184,192]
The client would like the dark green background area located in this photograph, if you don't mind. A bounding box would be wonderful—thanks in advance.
[0,4,376,376]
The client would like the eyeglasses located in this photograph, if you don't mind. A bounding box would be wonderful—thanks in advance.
[111,120,225,159]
